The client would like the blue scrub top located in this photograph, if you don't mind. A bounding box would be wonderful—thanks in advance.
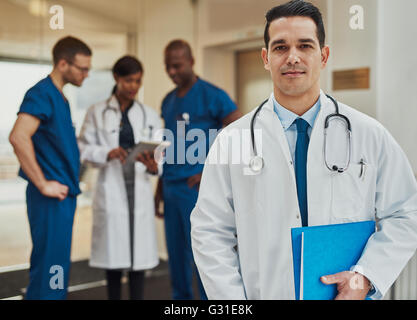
[18,76,81,197]
[161,78,237,181]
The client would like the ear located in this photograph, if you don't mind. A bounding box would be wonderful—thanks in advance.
[56,58,68,72]
[261,48,270,71]
[321,45,330,69]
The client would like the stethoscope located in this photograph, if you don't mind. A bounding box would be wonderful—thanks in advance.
[102,96,153,139]
[249,94,352,174]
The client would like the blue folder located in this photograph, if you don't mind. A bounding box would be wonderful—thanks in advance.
[291,220,375,300]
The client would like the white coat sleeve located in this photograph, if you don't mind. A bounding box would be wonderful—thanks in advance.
[352,128,417,299]
[190,133,246,300]
[78,106,112,168]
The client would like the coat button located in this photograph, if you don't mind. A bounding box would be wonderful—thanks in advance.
[296,214,300,219]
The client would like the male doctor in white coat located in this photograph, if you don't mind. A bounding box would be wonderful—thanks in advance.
[190,0,417,300]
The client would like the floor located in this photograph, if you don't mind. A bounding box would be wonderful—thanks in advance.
[1,259,201,300]
[0,177,199,300]
[0,175,167,268]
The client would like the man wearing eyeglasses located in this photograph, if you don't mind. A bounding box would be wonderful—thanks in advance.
[9,36,92,300]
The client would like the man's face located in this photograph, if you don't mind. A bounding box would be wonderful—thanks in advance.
[164,49,194,87]
[62,54,91,87]
[262,16,329,98]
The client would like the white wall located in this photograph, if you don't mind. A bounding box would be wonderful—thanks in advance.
[376,0,417,173]
[327,0,378,118]
[136,0,195,260]
[137,0,195,112]
[328,0,417,174]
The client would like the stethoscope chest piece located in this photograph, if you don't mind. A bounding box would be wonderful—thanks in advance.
[182,112,190,125]
[249,155,264,173]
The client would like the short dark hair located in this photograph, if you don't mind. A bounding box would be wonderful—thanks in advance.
[52,36,92,65]
[264,0,325,49]
[112,55,144,77]
[112,56,144,95]
[164,39,193,60]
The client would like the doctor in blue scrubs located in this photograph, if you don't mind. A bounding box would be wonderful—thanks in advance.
[9,36,92,300]
[155,39,242,300]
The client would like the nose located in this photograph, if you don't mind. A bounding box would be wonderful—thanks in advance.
[131,83,140,92]
[166,66,175,77]
[286,48,301,66]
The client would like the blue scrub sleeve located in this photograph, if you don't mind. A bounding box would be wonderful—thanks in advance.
[18,87,53,121]
[209,90,238,121]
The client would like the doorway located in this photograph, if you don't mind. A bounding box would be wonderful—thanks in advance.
[236,49,273,115]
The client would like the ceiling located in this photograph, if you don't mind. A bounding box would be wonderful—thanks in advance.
[0,0,138,68]
[59,0,139,27]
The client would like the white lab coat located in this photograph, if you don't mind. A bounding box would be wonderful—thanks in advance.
[78,95,162,270]
[191,91,417,300]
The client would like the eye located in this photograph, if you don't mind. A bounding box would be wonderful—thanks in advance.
[274,45,287,51]
[300,44,313,49]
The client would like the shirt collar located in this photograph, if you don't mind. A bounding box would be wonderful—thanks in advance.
[272,95,321,131]
[108,94,136,111]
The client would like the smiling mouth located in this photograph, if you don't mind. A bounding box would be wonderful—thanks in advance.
[282,71,306,76]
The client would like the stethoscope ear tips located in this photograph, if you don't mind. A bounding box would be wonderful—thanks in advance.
[332,165,339,172]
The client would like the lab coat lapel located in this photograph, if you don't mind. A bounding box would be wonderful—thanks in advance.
[308,91,331,164]
[307,91,334,225]
[127,101,143,144]
[108,95,119,109]
[252,93,299,227]
[251,95,302,294]
[104,95,121,148]
[260,94,296,184]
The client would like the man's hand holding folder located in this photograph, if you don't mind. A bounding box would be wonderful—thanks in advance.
[321,271,371,300]
[291,220,376,300]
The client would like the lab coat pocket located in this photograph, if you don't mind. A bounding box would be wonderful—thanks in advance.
[330,163,375,221]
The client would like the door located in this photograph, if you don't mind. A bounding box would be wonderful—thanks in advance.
[236,49,273,115]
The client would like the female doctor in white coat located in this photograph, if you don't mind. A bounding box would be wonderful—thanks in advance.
[78,56,162,300]
[191,1,417,300]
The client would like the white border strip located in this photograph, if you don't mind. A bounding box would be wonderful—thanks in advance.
[0,263,30,274]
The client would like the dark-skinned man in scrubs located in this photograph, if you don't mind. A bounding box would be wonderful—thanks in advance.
[155,39,242,300]
[9,36,92,300]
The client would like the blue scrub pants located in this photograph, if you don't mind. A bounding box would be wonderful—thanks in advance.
[25,183,76,300]
[163,179,207,300]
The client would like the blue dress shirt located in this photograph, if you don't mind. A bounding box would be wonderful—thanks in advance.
[272,95,321,165]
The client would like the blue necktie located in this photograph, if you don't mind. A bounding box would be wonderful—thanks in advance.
[295,118,309,227]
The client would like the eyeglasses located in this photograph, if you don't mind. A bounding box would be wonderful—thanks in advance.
[68,61,90,74]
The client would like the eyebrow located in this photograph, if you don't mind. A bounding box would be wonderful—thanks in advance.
[299,38,316,44]
[270,38,317,47]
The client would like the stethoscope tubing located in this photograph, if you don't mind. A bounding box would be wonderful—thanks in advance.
[250,94,351,173]
[102,96,149,137]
